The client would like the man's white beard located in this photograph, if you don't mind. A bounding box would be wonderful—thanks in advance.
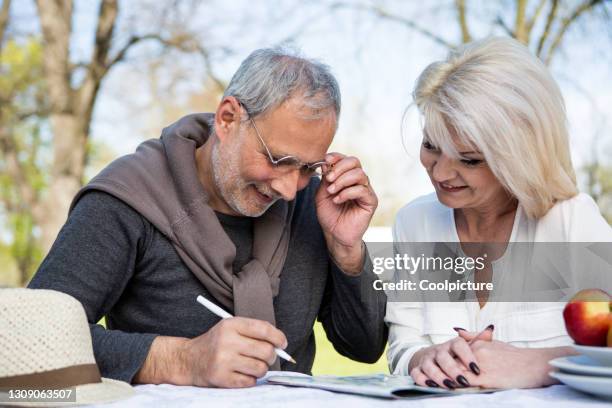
[211,141,277,217]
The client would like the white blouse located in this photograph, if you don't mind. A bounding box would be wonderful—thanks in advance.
[386,192,612,375]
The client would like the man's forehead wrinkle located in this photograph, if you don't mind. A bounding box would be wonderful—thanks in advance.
[265,130,327,164]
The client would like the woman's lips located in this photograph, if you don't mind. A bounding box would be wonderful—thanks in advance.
[438,182,468,193]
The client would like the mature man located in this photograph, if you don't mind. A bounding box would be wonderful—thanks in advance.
[29,48,387,388]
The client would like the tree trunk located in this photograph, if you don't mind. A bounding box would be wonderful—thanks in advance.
[37,113,88,252]
[33,0,209,254]
[0,0,11,49]
[35,0,100,254]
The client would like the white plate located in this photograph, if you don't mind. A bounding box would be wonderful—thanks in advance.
[574,345,612,367]
[550,355,612,377]
[550,371,612,400]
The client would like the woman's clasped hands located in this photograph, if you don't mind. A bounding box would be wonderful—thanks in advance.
[408,325,559,390]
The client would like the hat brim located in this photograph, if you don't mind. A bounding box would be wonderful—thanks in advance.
[0,377,134,407]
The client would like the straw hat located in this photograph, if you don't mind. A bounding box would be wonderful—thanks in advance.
[0,288,134,406]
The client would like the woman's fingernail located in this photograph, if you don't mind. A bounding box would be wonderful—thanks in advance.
[327,184,335,193]
[457,375,470,387]
[425,380,439,388]
[443,379,457,389]
[469,362,480,375]
[486,324,495,331]
[452,327,466,332]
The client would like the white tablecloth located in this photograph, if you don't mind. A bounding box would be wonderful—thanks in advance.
[90,373,611,408]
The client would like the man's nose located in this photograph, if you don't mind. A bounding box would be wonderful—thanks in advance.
[431,154,457,182]
[270,169,301,201]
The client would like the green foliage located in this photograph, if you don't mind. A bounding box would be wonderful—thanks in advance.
[0,241,18,287]
[584,162,612,224]
[0,37,48,286]
[7,211,43,283]
[312,322,388,375]
[0,38,45,119]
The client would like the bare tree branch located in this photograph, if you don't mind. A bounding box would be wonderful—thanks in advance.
[194,43,226,92]
[526,0,548,36]
[514,0,528,44]
[369,6,455,49]
[68,61,90,72]
[0,0,11,49]
[455,0,472,43]
[275,2,346,46]
[536,0,559,57]
[545,0,603,65]
[106,33,164,69]
[334,2,455,49]
[107,32,225,91]
[495,15,515,37]
[16,107,51,121]
[35,0,73,112]
[78,0,118,118]
[89,0,118,81]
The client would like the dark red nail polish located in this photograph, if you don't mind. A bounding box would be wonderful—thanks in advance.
[486,324,495,331]
[457,375,470,387]
[425,380,439,388]
[443,379,457,389]
[452,327,466,332]
[469,362,480,375]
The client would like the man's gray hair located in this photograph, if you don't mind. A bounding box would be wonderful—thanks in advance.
[223,47,341,121]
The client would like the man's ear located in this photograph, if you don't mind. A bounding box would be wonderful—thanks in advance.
[215,96,243,143]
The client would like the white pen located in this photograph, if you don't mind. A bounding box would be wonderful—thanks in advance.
[196,295,296,364]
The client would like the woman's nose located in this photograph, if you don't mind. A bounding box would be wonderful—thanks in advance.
[431,154,457,182]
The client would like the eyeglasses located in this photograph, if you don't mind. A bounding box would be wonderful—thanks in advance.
[239,103,327,177]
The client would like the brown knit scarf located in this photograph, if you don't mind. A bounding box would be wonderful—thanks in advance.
[71,113,295,332]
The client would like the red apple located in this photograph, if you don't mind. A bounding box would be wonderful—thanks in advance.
[563,289,611,346]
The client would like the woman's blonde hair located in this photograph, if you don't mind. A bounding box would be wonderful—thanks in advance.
[413,36,578,218]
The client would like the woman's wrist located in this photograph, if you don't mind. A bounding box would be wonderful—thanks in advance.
[531,346,578,387]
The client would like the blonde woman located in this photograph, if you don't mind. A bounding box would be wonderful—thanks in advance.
[386,37,612,390]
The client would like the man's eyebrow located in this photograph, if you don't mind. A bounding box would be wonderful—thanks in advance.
[268,147,296,159]
[268,149,325,166]
[263,141,323,164]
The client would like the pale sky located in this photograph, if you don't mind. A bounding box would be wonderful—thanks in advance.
[15,0,611,226]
